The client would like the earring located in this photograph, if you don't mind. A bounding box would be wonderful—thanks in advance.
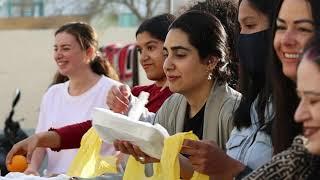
[207,72,213,80]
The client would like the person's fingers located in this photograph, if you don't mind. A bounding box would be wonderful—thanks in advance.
[113,140,120,151]
[180,145,198,156]
[6,143,25,164]
[106,93,114,108]
[116,141,130,154]
[182,139,215,155]
[113,97,129,112]
[187,155,210,174]
[108,99,127,113]
[144,155,160,163]
[119,85,131,98]
[188,155,206,165]
[25,136,41,163]
[134,153,159,164]
[113,87,129,105]
[132,145,146,159]
[114,140,159,164]
[201,140,217,148]
[123,141,138,158]
[191,164,206,174]
[107,87,129,113]
[24,168,39,176]
[26,145,36,164]
[182,139,201,149]
[107,87,121,106]
[106,86,118,104]
[6,149,15,164]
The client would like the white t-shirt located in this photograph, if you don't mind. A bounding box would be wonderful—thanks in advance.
[36,75,120,175]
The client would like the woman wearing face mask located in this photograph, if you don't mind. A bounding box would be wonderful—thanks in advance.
[244,34,320,180]
[227,0,278,169]
[179,0,320,178]
[179,0,278,179]
[241,0,320,178]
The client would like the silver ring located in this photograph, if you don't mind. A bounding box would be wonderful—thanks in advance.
[138,156,145,162]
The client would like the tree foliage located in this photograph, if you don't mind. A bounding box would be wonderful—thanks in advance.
[46,0,166,21]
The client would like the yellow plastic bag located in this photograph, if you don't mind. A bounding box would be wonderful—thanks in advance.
[123,131,209,180]
[67,127,118,178]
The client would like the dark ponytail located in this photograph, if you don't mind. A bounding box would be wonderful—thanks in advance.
[89,54,119,81]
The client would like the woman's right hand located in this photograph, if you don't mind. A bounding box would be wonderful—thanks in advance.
[113,140,160,164]
[24,167,40,176]
[6,134,41,165]
[107,85,131,114]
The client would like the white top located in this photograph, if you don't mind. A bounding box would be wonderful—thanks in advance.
[36,75,120,175]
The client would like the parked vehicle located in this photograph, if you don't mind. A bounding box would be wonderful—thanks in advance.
[100,43,140,87]
[0,89,28,176]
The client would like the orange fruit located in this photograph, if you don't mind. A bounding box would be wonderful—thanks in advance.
[6,155,28,172]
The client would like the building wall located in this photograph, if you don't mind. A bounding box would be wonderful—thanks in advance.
[0,26,151,129]
[0,16,89,29]
[0,29,55,129]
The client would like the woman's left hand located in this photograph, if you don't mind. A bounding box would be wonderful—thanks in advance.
[113,140,160,164]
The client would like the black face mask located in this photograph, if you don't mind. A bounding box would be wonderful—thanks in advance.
[237,29,271,82]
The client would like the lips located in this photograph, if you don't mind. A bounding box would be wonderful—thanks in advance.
[303,127,320,139]
[278,52,301,65]
[284,53,300,59]
[166,75,180,81]
[56,61,68,68]
[142,64,152,69]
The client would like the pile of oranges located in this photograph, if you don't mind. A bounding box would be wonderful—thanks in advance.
[6,155,28,172]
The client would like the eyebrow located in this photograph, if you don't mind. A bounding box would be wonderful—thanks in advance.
[168,46,191,51]
[145,40,159,45]
[54,44,71,48]
[136,40,159,49]
[298,90,320,96]
[240,16,256,22]
[277,18,314,25]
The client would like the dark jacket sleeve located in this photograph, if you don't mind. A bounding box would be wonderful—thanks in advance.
[49,120,92,151]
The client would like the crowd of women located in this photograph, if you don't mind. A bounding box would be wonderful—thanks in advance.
[4,0,320,179]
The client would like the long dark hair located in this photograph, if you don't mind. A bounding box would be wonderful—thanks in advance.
[169,11,229,84]
[303,33,320,66]
[186,0,239,88]
[51,22,119,85]
[136,13,175,42]
[270,0,320,154]
[234,0,279,130]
